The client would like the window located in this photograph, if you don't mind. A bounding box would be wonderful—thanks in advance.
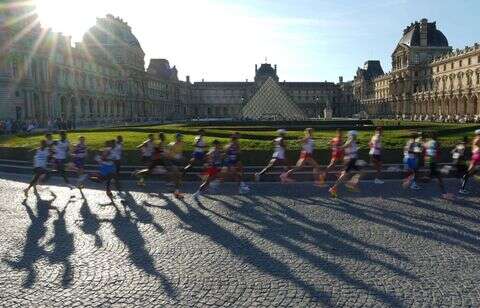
[451,62,454,69]
[468,58,472,65]
[459,60,463,67]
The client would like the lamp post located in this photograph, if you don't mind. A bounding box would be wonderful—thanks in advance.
[315,97,320,118]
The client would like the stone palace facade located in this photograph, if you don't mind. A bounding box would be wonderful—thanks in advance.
[0,1,354,126]
[354,18,480,119]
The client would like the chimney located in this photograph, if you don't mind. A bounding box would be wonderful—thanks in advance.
[186,75,190,84]
[339,76,344,84]
[274,64,277,73]
[255,64,258,74]
[420,18,428,47]
[202,78,204,82]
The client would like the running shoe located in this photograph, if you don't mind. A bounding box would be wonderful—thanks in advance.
[174,191,185,199]
[441,193,454,201]
[137,178,146,187]
[374,178,384,185]
[458,189,470,195]
[254,173,260,182]
[410,183,421,190]
[345,183,360,192]
[328,187,337,198]
[192,191,202,199]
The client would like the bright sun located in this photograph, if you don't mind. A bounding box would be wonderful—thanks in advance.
[33,0,99,40]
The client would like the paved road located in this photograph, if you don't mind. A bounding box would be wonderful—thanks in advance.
[1,173,480,307]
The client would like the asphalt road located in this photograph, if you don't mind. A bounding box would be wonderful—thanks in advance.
[0,173,480,307]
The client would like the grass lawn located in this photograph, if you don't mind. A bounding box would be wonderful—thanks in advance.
[0,120,479,152]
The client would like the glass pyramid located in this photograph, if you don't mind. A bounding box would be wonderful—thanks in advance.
[242,77,307,120]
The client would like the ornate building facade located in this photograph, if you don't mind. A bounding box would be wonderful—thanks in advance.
[355,18,480,119]
[0,1,353,126]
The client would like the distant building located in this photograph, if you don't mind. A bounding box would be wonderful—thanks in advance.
[354,18,480,118]
[0,1,354,126]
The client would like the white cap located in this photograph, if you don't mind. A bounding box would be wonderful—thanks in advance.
[348,130,358,137]
[277,129,287,134]
[475,129,480,135]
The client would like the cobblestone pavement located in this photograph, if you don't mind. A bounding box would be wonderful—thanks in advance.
[1,173,480,307]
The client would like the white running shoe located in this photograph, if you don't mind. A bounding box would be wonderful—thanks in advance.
[410,183,421,190]
[374,178,384,185]
[254,173,260,182]
[458,189,470,195]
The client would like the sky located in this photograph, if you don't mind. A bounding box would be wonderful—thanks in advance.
[34,0,479,83]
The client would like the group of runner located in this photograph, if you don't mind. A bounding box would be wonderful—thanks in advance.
[22,127,480,200]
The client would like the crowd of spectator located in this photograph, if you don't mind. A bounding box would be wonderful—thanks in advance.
[0,118,77,135]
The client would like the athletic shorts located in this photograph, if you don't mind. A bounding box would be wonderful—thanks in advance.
[55,159,67,170]
[148,158,172,171]
[428,161,439,177]
[225,158,239,167]
[300,151,313,160]
[73,158,85,169]
[206,166,221,177]
[344,158,359,173]
[370,154,382,162]
[33,167,48,176]
[193,152,205,161]
[100,164,116,177]
[141,156,152,164]
[404,157,417,171]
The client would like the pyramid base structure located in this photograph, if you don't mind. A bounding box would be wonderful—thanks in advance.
[242,77,308,121]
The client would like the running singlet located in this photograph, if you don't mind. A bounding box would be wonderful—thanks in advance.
[273,137,285,159]
[404,140,416,159]
[73,144,87,159]
[111,143,123,160]
[472,138,480,165]
[208,149,223,167]
[34,148,49,168]
[226,143,239,164]
[54,140,69,160]
[331,137,343,159]
[425,140,440,163]
[345,140,358,160]
[194,136,205,153]
[99,148,116,176]
[152,142,166,160]
[302,137,315,154]
[142,141,154,157]
[369,135,382,155]
[452,144,466,161]
[169,142,184,160]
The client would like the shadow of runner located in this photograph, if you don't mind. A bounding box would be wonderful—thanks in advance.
[121,192,164,233]
[159,195,331,305]
[78,190,103,248]
[4,191,56,288]
[107,200,176,298]
[48,201,75,288]
[201,195,411,307]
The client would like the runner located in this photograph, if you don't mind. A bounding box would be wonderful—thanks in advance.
[69,136,88,188]
[424,133,452,199]
[402,133,421,190]
[135,133,184,198]
[53,130,71,186]
[184,129,207,174]
[23,140,50,197]
[328,130,362,197]
[369,127,384,184]
[137,134,155,165]
[168,133,186,167]
[223,132,250,194]
[280,128,322,185]
[460,130,480,194]
[89,140,120,203]
[255,129,289,182]
[451,136,468,179]
[193,140,224,198]
[319,129,344,185]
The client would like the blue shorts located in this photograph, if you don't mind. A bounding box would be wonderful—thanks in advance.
[404,157,417,171]
[225,158,239,167]
[100,164,116,177]
[193,152,205,161]
[74,158,85,169]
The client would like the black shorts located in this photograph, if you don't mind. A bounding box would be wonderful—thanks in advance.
[142,156,152,164]
[428,162,439,177]
[344,158,359,173]
[370,154,382,162]
[34,167,48,176]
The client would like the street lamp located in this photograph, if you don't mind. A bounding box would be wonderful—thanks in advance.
[315,97,320,118]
